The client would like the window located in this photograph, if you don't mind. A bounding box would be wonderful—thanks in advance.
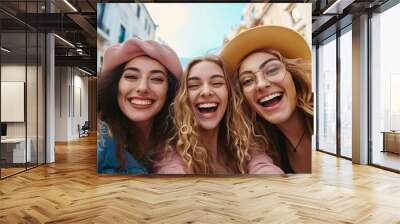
[339,28,352,158]
[137,5,141,19]
[371,3,400,171]
[316,27,352,159]
[390,75,400,130]
[118,25,126,43]
[317,36,337,154]
[145,18,147,31]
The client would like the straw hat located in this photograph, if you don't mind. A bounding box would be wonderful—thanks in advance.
[220,25,311,75]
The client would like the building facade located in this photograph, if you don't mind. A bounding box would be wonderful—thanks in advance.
[97,3,157,73]
[224,3,312,48]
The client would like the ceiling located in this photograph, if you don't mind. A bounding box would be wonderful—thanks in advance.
[0,0,97,74]
[311,0,390,44]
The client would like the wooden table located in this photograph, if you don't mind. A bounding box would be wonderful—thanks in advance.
[381,131,400,154]
[1,138,31,164]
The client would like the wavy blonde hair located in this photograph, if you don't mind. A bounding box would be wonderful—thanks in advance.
[166,55,255,174]
[231,49,313,168]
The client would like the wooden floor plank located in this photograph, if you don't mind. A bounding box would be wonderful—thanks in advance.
[0,135,399,223]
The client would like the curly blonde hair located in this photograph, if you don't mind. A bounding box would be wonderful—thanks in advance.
[166,55,256,174]
[231,49,313,169]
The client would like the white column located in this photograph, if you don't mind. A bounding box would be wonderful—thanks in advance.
[46,32,55,163]
[352,14,369,164]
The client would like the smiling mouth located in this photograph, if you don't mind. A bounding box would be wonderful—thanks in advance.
[196,102,219,114]
[258,92,283,108]
[129,98,155,106]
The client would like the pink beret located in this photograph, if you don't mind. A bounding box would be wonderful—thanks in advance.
[101,38,183,79]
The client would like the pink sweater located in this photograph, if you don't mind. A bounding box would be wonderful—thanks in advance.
[154,149,284,174]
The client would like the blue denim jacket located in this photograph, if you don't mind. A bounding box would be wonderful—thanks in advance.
[97,120,148,174]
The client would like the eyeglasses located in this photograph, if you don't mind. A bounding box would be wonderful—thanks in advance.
[239,60,287,87]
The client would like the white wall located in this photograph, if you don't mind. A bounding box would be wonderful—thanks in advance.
[1,65,26,140]
[1,65,37,138]
[72,72,89,138]
[54,67,89,141]
[55,67,69,141]
[1,63,46,164]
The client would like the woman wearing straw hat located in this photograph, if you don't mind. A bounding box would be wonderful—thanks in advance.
[220,25,313,173]
[97,38,182,174]
[154,55,284,174]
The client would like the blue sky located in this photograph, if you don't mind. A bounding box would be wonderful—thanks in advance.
[144,3,246,66]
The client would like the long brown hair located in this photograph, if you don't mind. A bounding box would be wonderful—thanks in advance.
[166,55,255,174]
[98,62,178,171]
[232,49,313,170]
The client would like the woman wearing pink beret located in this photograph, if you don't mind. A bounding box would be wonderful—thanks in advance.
[154,55,284,174]
[97,38,183,174]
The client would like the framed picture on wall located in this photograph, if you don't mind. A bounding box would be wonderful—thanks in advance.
[1,81,25,123]
[96,2,312,175]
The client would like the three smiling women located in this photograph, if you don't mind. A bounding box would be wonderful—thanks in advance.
[97,25,312,175]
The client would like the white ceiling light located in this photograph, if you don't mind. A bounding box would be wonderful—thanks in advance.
[63,0,78,12]
[76,48,84,55]
[54,34,75,48]
[1,47,11,53]
[323,0,355,15]
[78,67,93,76]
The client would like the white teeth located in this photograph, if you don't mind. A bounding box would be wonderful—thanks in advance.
[130,99,153,105]
[259,92,282,104]
[197,103,218,108]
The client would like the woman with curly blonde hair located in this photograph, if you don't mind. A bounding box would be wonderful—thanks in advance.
[221,25,313,173]
[154,55,283,174]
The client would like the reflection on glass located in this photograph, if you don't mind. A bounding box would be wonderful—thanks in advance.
[318,37,337,154]
[371,3,400,171]
[390,76,400,130]
[0,1,47,179]
[1,32,27,177]
[312,45,317,150]
[27,32,38,169]
[340,29,352,158]
[38,33,46,165]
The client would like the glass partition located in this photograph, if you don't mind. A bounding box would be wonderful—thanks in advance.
[317,36,337,155]
[1,31,27,177]
[38,32,45,165]
[0,0,46,179]
[27,31,38,169]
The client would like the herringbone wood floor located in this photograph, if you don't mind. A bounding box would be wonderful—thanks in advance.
[0,136,399,224]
